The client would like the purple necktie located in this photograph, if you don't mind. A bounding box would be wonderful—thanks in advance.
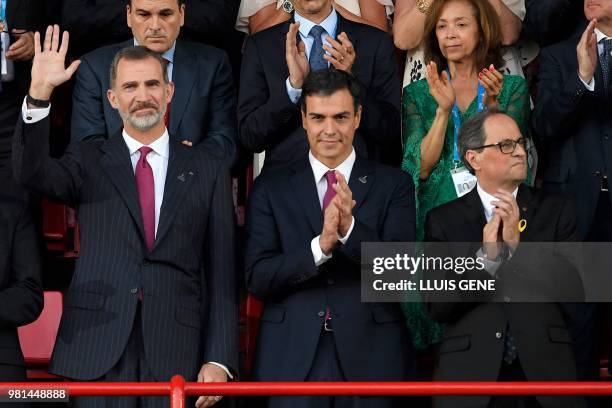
[136,146,155,251]
[322,170,337,212]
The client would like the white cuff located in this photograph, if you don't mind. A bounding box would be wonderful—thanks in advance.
[286,77,303,104]
[22,97,51,123]
[579,75,595,91]
[338,216,355,245]
[476,247,502,277]
[206,362,233,380]
[312,235,332,266]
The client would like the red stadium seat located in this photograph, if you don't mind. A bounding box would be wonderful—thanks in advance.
[18,291,64,379]
[42,199,80,257]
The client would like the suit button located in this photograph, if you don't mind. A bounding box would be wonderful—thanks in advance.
[504,296,511,303]
[131,288,138,294]
[318,310,325,317]
[327,278,335,285]
[143,259,150,266]
[495,331,503,339]
[595,171,602,177]
[605,134,610,141]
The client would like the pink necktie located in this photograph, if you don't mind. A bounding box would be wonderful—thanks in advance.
[136,146,155,251]
[322,170,337,212]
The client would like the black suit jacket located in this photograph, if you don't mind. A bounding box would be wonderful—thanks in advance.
[0,171,43,380]
[71,39,237,162]
[424,186,584,408]
[238,15,401,171]
[532,38,612,238]
[13,117,237,381]
[245,156,415,381]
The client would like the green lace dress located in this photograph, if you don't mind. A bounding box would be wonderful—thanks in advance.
[400,75,531,349]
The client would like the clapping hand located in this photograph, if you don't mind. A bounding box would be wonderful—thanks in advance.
[426,61,455,113]
[479,64,503,108]
[491,190,520,251]
[323,32,356,73]
[29,25,80,101]
[577,19,598,84]
[286,22,310,89]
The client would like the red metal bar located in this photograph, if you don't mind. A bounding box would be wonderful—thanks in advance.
[4,380,612,400]
[170,375,185,408]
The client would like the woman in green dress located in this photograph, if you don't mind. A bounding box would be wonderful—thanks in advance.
[401,0,531,349]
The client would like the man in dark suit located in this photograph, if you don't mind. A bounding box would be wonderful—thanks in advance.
[424,109,584,408]
[238,0,401,172]
[532,1,612,387]
[245,69,415,408]
[70,0,236,162]
[0,170,43,384]
[14,27,235,408]
[0,0,45,165]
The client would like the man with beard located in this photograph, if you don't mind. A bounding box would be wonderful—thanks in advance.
[13,26,236,408]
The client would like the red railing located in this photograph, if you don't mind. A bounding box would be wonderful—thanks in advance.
[3,378,612,407]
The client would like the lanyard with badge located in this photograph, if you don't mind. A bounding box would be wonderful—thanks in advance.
[447,68,484,197]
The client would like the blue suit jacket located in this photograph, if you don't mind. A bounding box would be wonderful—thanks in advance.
[245,156,416,381]
[71,39,237,162]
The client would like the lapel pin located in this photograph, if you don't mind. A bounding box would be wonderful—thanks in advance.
[522,206,527,212]
[177,173,186,182]
[358,176,367,184]
[188,171,194,176]
[518,219,527,233]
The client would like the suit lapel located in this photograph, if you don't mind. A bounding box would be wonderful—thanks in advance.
[154,140,194,249]
[516,184,534,242]
[169,41,197,137]
[462,188,488,242]
[348,156,374,213]
[100,131,146,242]
[290,159,323,235]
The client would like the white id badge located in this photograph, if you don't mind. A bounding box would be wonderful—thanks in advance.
[1,31,8,76]
[451,166,477,197]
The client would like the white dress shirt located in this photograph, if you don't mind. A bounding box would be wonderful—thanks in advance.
[580,28,612,91]
[309,149,356,266]
[476,183,518,276]
[123,130,169,237]
[286,8,338,104]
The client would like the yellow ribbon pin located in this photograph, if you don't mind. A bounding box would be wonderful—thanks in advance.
[518,219,527,233]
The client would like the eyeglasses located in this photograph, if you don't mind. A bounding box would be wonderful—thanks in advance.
[471,138,528,154]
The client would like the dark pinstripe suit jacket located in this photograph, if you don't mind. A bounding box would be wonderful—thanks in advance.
[12,116,237,381]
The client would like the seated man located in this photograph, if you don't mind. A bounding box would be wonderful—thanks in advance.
[246,68,415,408]
[424,108,585,408]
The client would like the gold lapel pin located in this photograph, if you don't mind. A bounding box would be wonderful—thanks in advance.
[518,219,527,233]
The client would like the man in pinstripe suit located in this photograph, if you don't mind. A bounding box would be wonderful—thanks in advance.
[13,26,236,408]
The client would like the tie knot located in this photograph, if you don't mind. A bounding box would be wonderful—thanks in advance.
[603,38,612,52]
[309,25,325,38]
[139,146,153,158]
[325,170,337,186]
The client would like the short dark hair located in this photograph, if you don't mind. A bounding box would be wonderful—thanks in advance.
[300,69,362,113]
[109,46,169,89]
[458,107,512,173]
[127,0,185,6]
[424,0,503,74]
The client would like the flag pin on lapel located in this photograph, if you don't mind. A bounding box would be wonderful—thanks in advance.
[359,176,367,184]
[177,173,186,182]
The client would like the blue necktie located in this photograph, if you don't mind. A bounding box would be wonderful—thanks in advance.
[309,25,327,72]
[600,38,612,97]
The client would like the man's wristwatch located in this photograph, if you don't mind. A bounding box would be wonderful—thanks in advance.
[281,0,294,13]
[26,94,50,108]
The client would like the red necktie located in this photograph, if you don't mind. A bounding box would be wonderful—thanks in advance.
[322,170,337,212]
[163,58,171,127]
[135,146,155,251]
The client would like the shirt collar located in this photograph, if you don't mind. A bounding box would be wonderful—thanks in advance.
[122,128,170,159]
[133,38,176,64]
[294,7,338,39]
[309,148,356,184]
[476,182,518,221]
[595,28,611,43]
